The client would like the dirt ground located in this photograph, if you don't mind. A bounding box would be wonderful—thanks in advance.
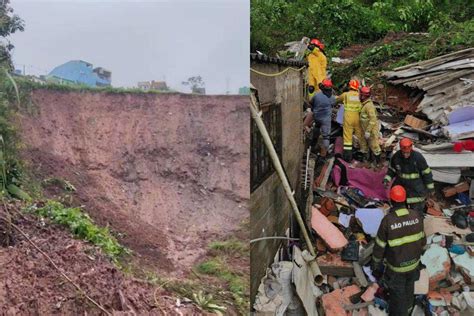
[0,202,201,315]
[17,90,249,276]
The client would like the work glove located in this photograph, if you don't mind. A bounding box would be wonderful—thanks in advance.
[308,85,315,94]
[365,132,371,140]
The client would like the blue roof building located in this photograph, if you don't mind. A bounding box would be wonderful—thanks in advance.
[47,60,112,87]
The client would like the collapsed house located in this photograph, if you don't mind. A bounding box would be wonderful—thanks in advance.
[251,48,474,315]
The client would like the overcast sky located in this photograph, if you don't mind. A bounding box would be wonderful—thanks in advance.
[9,0,249,94]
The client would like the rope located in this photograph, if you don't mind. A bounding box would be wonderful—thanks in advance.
[0,212,112,315]
[250,66,306,77]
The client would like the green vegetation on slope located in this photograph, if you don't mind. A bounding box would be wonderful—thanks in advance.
[25,201,129,261]
[331,19,474,87]
[251,0,474,56]
[195,237,249,314]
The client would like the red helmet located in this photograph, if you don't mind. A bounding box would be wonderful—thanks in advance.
[360,86,371,96]
[310,38,325,50]
[321,78,333,88]
[400,137,413,153]
[349,79,360,90]
[390,185,406,202]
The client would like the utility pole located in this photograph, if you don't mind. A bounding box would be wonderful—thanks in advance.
[23,65,26,76]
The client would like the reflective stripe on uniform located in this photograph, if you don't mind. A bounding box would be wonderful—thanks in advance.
[422,167,431,175]
[376,237,386,248]
[386,259,420,273]
[387,231,424,247]
[400,173,420,179]
[407,196,425,204]
[426,183,434,189]
[345,94,361,112]
[384,175,392,182]
[395,208,409,216]
[373,256,382,263]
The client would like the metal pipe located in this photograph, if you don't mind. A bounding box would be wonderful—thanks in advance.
[250,236,300,244]
[250,92,316,257]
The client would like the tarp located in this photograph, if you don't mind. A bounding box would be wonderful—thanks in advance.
[332,158,389,200]
[355,208,385,237]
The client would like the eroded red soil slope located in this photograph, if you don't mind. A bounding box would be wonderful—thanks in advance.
[19,90,249,275]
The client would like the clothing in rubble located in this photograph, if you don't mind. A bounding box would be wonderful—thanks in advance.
[372,203,425,316]
[384,150,434,213]
[336,88,368,161]
[307,47,327,99]
[310,88,336,154]
[360,98,381,160]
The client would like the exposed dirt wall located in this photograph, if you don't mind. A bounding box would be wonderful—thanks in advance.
[18,90,249,275]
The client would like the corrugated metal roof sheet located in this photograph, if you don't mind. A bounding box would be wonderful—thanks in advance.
[383,48,474,125]
[250,53,307,67]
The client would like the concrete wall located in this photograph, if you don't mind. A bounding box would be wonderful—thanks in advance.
[250,60,305,302]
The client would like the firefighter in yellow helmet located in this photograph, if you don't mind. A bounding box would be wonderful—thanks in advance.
[336,79,368,162]
[359,86,382,165]
[307,38,327,100]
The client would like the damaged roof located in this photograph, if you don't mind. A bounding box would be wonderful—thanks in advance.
[383,48,474,125]
[250,53,307,67]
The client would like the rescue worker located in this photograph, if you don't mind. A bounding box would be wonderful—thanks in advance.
[383,138,435,214]
[310,78,336,157]
[359,86,382,165]
[336,79,368,162]
[307,38,327,100]
[372,185,426,316]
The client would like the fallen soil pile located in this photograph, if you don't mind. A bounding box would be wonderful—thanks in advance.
[17,90,249,275]
[0,202,199,315]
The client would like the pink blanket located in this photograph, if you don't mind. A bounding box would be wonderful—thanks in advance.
[332,158,389,201]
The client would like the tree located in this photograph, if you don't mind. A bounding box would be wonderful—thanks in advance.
[182,76,206,94]
[0,1,25,69]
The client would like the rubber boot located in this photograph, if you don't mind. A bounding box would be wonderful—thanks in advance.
[343,149,352,163]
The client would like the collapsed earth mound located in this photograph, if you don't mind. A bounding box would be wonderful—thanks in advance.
[18,90,249,274]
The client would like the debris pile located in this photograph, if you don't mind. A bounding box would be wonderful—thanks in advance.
[254,48,474,316]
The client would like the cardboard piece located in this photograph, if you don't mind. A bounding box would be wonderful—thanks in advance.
[404,115,428,129]
[424,216,471,237]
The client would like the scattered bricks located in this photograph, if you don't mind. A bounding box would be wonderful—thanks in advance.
[404,115,428,130]
[426,199,443,217]
[421,244,451,290]
[321,285,361,316]
[361,283,379,302]
[319,197,337,217]
[443,181,470,198]
[316,253,355,277]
